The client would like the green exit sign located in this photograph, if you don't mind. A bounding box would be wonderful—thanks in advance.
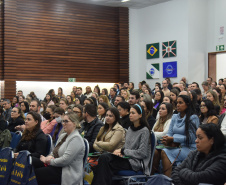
[68,78,76,82]
[216,45,224,51]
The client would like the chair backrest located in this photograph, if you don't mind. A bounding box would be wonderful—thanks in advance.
[149,131,157,172]
[46,134,53,156]
[83,138,89,169]
[10,131,22,149]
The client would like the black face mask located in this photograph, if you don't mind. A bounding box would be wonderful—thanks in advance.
[43,112,51,120]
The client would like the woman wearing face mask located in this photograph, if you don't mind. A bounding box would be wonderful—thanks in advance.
[50,107,65,145]
[41,105,57,134]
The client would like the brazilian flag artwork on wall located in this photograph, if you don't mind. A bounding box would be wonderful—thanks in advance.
[162,40,177,58]
[146,43,159,59]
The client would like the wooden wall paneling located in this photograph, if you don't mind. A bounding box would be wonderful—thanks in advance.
[3,0,129,99]
[0,0,4,81]
[118,7,129,83]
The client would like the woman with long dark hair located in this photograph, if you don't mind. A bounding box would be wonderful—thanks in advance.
[153,90,164,118]
[172,123,226,185]
[117,101,132,129]
[91,104,151,185]
[20,101,29,116]
[140,99,155,129]
[190,90,200,115]
[44,93,54,106]
[97,102,109,124]
[199,99,218,124]
[154,95,200,177]
[94,107,125,152]
[14,111,47,166]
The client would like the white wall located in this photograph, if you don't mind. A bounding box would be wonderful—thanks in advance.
[129,0,189,89]
[129,0,225,88]
[187,0,207,85]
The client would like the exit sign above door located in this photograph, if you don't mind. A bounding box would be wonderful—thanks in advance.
[216,45,224,51]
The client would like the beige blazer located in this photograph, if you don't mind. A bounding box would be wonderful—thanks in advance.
[93,123,125,153]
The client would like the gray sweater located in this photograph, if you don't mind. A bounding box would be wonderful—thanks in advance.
[50,129,85,185]
[123,126,151,175]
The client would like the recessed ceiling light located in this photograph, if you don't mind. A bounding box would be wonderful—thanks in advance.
[121,0,130,2]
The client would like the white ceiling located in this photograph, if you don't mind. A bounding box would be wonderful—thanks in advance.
[66,0,172,9]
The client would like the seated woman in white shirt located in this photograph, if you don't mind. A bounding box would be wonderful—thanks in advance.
[151,102,173,174]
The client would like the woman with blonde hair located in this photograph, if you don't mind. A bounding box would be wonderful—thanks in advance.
[35,112,85,185]
[98,95,111,107]
[206,90,221,115]
[121,90,130,102]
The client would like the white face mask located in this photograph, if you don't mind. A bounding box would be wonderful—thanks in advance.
[40,108,44,112]
[55,116,62,123]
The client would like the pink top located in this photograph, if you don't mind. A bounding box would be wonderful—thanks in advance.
[220,108,226,115]
[41,119,57,134]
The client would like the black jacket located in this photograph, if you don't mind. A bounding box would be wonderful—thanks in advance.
[0,116,7,131]
[8,116,25,132]
[120,114,133,129]
[80,117,103,152]
[15,129,47,158]
[147,115,155,130]
[172,148,226,185]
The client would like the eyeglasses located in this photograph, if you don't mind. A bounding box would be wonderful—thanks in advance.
[73,111,81,114]
[12,111,18,113]
[62,120,70,124]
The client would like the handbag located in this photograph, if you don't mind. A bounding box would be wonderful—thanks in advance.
[8,150,38,185]
[0,147,14,185]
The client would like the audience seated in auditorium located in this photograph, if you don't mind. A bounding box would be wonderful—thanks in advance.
[3,99,12,122]
[97,102,109,124]
[206,90,221,115]
[57,87,65,99]
[41,105,57,134]
[35,112,85,185]
[128,90,140,107]
[0,107,7,131]
[171,123,226,185]
[14,111,47,167]
[117,101,132,129]
[114,95,125,107]
[140,99,155,129]
[8,107,25,132]
[11,96,19,108]
[153,90,164,118]
[50,107,65,145]
[20,101,29,116]
[153,95,200,177]
[200,99,218,124]
[91,104,151,185]
[79,104,103,152]
[93,107,125,153]
[59,98,68,112]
